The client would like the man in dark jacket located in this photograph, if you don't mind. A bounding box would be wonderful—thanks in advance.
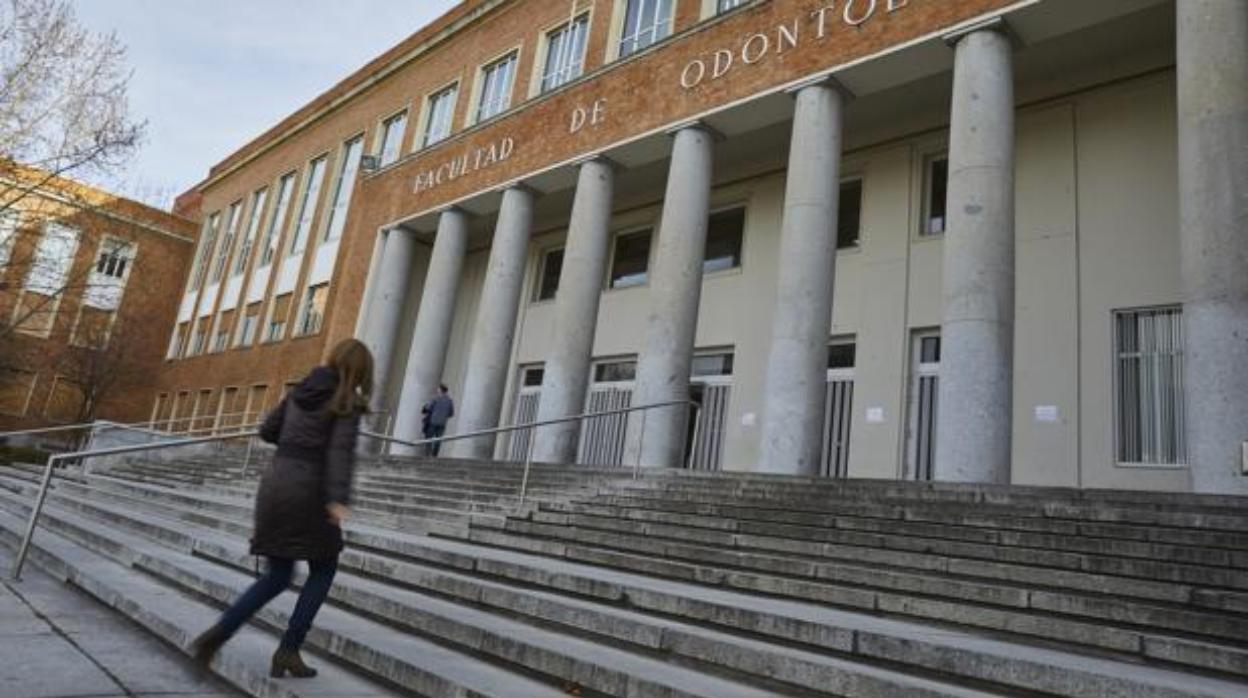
[421,383,454,456]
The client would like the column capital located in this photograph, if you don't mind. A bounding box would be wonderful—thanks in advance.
[571,153,620,170]
[435,204,468,218]
[784,75,855,102]
[493,181,540,198]
[664,119,725,141]
[942,16,1020,48]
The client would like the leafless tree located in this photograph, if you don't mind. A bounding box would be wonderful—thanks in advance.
[46,304,150,425]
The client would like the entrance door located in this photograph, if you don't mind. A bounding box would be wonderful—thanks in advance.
[505,365,544,461]
[906,331,941,481]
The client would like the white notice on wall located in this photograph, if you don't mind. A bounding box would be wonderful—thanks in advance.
[865,407,885,424]
[1034,405,1060,423]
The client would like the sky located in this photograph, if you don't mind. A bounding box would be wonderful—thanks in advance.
[69,1,460,209]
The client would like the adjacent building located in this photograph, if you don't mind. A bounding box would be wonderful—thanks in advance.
[154,0,1248,494]
[0,161,197,435]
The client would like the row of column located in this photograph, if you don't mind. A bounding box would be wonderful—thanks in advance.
[360,6,1246,491]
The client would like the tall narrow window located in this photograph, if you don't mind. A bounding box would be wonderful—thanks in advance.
[94,239,133,279]
[266,293,291,342]
[260,173,295,266]
[542,15,589,92]
[324,136,364,242]
[190,214,219,290]
[25,223,80,294]
[717,0,747,13]
[535,247,564,301]
[619,0,673,58]
[297,283,329,335]
[237,302,262,347]
[609,230,651,289]
[234,187,268,276]
[0,210,18,267]
[210,201,242,283]
[288,156,327,257]
[423,85,458,148]
[476,52,518,123]
[377,111,407,166]
[838,179,863,249]
[1115,307,1186,465]
[921,155,948,236]
[704,207,744,274]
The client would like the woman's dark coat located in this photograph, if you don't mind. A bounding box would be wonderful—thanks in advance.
[251,366,360,560]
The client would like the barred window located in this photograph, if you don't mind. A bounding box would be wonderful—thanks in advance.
[476,52,518,123]
[541,15,589,93]
[423,85,458,148]
[619,0,673,58]
[1115,307,1185,465]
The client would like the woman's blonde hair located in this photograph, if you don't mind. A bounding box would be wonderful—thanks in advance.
[327,339,374,416]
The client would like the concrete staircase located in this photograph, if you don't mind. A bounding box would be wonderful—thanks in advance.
[0,456,1246,697]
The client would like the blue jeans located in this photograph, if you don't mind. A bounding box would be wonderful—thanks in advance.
[216,557,337,650]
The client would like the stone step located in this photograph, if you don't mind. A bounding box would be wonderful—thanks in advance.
[587,491,1248,551]
[538,501,1248,589]
[9,471,1248,694]
[0,509,408,698]
[0,481,957,698]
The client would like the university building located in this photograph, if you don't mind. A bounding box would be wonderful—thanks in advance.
[0,161,197,434]
[155,0,1248,494]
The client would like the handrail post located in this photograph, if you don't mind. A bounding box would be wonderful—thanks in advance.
[240,436,255,478]
[10,453,65,581]
[633,410,649,480]
[517,423,536,510]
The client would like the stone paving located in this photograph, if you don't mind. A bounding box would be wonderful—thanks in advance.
[0,547,239,698]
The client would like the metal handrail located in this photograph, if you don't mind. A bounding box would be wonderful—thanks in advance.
[362,397,699,508]
[6,399,698,581]
[0,410,264,442]
[9,428,259,581]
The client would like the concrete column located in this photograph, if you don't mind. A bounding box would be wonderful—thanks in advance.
[1177,1,1248,494]
[532,158,615,464]
[447,186,536,459]
[758,81,846,475]
[392,208,469,453]
[361,227,416,419]
[933,24,1015,484]
[626,125,714,468]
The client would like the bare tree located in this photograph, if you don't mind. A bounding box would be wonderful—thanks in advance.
[46,304,150,425]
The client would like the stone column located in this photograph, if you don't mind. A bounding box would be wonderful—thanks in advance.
[1177,1,1248,494]
[626,125,714,468]
[933,22,1015,484]
[391,208,469,453]
[758,80,846,475]
[532,158,615,464]
[361,227,416,421]
[447,186,536,459]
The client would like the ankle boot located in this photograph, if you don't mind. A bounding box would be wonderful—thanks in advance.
[189,625,231,665]
[270,646,317,678]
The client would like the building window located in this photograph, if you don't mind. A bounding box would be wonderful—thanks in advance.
[921,155,948,236]
[839,179,863,248]
[0,210,18,267]
[234,187,268,276]
[288,156,327,257]
[94,239,133,279]
[423,85,458,148]
[238,302,261,347]
[210,200,241,284]
[260,173,295,266]
[45,376,86,423]
[1115,307,1186,465]
[828,341,857,370]
[619,0,673,58]
[717,0,747,13]
[13,292,56,336]
[266,294,291,342]
[168,322,188,359]
[72,306,114,349]
[535,247,563,301]
[476,51,518,123]
[324,136,364,242]
[26,222,80,295]
[609,229,651,289]
[704,207,744,274]
[297,284,328,336]
[0,370,37,416]
[542,15,589,92]
[522,366,545,387]
[213,328,230,353]
[377,111,408,167]
[190,318,210,356]
[691,353,734,377]
[594,359,637,383]
[190,214,219,291]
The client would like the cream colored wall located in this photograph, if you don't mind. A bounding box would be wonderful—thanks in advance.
[443,70,1187,488]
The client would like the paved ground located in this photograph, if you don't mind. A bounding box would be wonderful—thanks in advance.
[0,547,241,698]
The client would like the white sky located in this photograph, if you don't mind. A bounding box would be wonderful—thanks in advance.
[69,1,460,208]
